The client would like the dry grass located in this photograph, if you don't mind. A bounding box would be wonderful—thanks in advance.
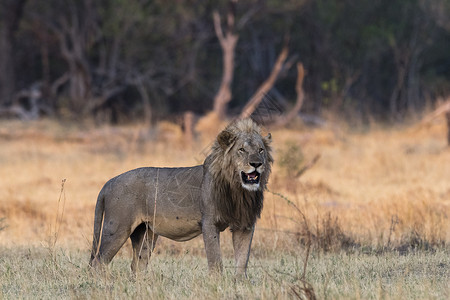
[1,246,448,299]
[0,116,449,298]
[0,117,448,250]
[266,119,450,251]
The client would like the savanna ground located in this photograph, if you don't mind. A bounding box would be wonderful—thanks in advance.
[0,116,449,299]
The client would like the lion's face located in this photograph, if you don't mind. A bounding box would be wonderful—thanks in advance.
[214,120,273,192]
[233,135,270,191]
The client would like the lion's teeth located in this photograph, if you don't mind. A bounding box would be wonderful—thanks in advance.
[246,174,258,181]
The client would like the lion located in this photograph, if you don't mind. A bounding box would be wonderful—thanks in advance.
[89,118,273,277]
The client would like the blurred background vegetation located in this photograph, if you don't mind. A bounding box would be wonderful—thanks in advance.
[0,0,449,124]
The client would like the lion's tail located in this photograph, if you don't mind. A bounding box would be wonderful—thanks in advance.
[89,188,105,265]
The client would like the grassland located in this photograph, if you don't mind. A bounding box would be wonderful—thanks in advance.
[0,117,449,299]
[1,247,448,299]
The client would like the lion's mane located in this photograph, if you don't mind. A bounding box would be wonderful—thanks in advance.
[204,119,273,231]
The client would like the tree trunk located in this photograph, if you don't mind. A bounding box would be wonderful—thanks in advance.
[0,0,27,106]
[184,111,194,145]
[212,1,238,120]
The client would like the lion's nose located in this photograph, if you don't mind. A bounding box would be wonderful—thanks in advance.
[249,162,262,168]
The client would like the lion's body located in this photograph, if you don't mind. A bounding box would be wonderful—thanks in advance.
[96,166,204,242]
[90,119,273,276]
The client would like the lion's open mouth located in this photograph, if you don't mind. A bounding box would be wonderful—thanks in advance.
[241,171,260,185]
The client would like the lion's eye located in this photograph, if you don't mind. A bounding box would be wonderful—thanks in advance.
[259,148,264,153]
[238,148,245,153]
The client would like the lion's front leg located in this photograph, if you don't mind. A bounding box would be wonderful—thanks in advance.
[232,226,255,278]
[202,221,223,274]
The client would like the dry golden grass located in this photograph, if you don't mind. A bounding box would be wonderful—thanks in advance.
[0,116,448,255]
[1,247,449,299]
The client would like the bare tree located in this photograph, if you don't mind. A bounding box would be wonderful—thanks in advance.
[31,0,140,117]
[212,0,239,120]
[44,0,98,114]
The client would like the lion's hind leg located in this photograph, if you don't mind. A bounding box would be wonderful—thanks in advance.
[92,217,131,268]
[130,222,159,273]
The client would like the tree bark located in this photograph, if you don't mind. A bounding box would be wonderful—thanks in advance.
[212,1,238,120]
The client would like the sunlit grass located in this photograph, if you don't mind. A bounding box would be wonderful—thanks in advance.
[1,118,448,249]
[1,247,448,299]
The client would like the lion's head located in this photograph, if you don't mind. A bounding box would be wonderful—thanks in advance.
[205,119,273,230]
[217,119,272,191]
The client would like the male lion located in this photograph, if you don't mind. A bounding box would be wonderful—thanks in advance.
[89,118,273,277]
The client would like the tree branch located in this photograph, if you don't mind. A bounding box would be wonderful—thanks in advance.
[213,11,225,45]
[239,44,289,119]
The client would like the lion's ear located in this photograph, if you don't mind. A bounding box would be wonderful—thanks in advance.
[264,133,272,144]
[217,130,236,149]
